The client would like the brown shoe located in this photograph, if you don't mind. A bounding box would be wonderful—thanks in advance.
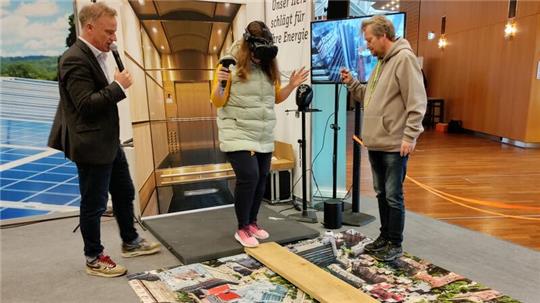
[86,254,127,278]
[121,238,161,258]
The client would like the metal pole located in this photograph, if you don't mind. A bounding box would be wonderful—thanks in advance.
[301,110,308,216]
[352,100,361,212]
[332,84,339,198]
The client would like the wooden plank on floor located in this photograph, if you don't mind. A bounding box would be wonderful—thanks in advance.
[246,242,377,303]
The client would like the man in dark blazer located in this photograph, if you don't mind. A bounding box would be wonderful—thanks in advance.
[48,2,159,278]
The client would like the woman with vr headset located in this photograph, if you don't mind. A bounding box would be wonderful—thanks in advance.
[211,21,309,247]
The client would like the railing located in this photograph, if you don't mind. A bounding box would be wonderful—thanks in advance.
[168,117,216,122]
[156,163,235,186]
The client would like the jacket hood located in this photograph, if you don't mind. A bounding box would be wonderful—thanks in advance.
[382,38,413,62]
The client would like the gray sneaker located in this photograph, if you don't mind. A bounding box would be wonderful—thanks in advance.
[372,243,403,262]
[364,236,388,253]
[122,238,161,258]
[86,254,127,277]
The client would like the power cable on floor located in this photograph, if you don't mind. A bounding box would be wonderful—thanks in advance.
[1,214,80,229]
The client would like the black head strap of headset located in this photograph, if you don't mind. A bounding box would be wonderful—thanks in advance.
[243,21,273,44]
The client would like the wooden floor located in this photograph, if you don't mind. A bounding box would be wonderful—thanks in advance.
[345,114,540,251]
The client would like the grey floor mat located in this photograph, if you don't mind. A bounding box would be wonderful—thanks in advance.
[143,205,320,264]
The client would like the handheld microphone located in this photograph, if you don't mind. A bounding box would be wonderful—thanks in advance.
[110,42,124,72]
[219,55,236,88]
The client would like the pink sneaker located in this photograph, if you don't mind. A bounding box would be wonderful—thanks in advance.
[247,223,270,240]
[235,228,259,247]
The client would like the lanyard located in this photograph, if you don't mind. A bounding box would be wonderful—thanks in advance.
[365,61,382,108]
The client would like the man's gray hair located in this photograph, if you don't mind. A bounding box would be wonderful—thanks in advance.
[361,15,396,41]
[79,2,117,27]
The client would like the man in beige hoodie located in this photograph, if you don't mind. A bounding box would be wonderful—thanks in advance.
[341,15,427,261]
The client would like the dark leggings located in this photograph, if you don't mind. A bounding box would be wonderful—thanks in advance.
[226,151,272,229]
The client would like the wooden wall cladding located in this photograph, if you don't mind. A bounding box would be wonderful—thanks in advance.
[525,14,540,142]
[126,58,150,123]
[175,82,214,118]
[133,123,154,191]
[418,0,540,142]
[401,0,421,54]
[121,3,143,67]
[141,29,163,85]
[138,172,156,214]
[146,75,166,121]
[141,190,159,217]
[150,121,169,168]
[174,82,217,150]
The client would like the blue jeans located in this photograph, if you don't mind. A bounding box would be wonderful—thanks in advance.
[368,151,408,245]
[76,147,138,258]
[226,151,272,229]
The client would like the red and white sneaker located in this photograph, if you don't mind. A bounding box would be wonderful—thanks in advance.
[246,223,270,240]
[234,228,259,247]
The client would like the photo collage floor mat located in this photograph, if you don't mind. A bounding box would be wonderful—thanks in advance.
[128,229,520,303]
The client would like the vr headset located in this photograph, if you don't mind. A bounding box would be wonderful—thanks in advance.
[243,21,278,64]
[296,84,313,111]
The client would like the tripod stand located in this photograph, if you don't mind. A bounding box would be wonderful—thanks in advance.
[287,107,320,223]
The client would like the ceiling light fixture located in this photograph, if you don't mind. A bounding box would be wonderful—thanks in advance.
[152,27,157,34]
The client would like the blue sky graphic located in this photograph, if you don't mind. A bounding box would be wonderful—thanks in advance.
[0,0,73,57]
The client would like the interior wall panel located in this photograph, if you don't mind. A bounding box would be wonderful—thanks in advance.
[174,82,216,150]
[146,75,166,121]
[142,29,163,85]
[418,0,539,142]
[139,172,156,214]
[126,58,150,122]
[175,82,214,118]
[151,121,169,168]
[525,14,540,142]
[121,2,144,66]
[133,123,154,191]
[141,190,159,217]
[401,0,421,54]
